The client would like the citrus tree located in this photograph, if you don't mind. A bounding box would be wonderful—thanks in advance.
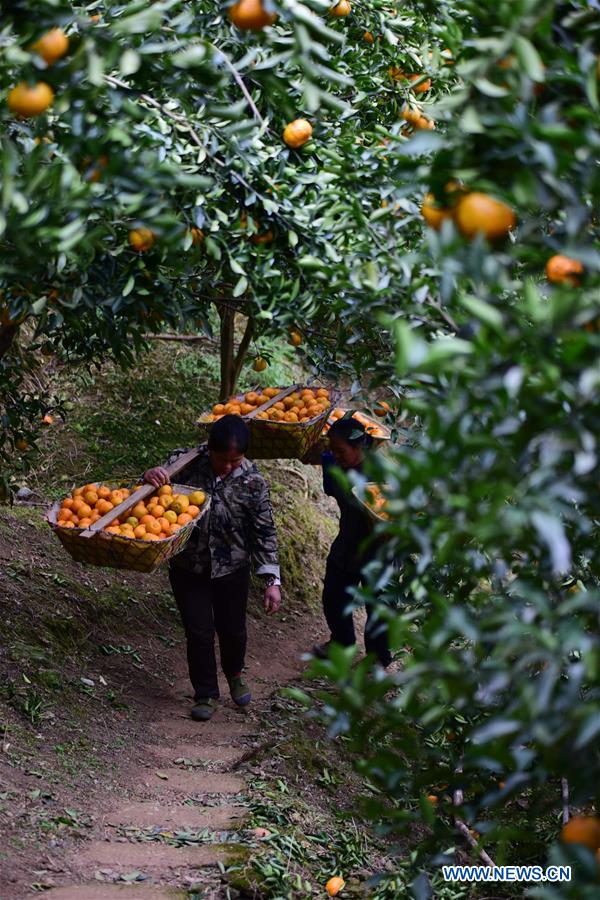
[0,0,452,486]
[297,0,600,895]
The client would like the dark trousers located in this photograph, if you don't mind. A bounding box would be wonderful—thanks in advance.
[169,566,250,700]
[322,558,392,667]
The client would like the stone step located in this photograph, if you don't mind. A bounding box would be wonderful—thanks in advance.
[48,886,186,900]
[146,743,243,767]
[136,770,245,799]
[103,801,248,831]
[73,840,225,874]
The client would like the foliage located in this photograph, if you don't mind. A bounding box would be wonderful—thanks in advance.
[0,0,431,472]
[297,0,600,896]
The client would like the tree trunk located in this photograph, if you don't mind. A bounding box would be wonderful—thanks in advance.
[231,315,254,395]
[0,323,19,360]
[218,305,235,401]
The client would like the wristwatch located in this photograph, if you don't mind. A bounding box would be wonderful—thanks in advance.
[264,575,280,587]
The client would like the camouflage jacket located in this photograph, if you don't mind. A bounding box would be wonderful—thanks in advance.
[165,444,280,580]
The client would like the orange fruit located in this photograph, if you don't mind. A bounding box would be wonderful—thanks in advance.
[229,0,277,30]
[132,503,147,520]
[546,254,584,286]
[164,510,178,525]
[78,517,93,528]
[177,513,193,526]
[125,516,139,527]
[97,486,111,500]
[61,497,75,510]
[190,227,204,245]
[213,403,226,415]
[288,329,303,346]
[421,193,453,230]
[140,515,156,527]
[374,400,390,417]
[245,391,260,404]
[253,356,268,372]
[171,495,190,515]
[128,228,156,252]
[59,520,75,529]
[151,504,165,518]
[240,402,254,415]
[109,490,125,506]
[95,499,113,515]
[417,116,435,130]
[84,490,98,506]
[329,0,351,16]
[187,505,200,518]
[42,414,54,425]
[561,816,600,851]
[283,119,313,149]
[76,503,92,518]
[408,74,432,93]
[32,28,69,65]
[169,523,182,535]
[325,877,345,897]
[251,228,274,245]
[263,387,280,397]
[90,512,101,523]
[8,82,54,117]
[157,517,171,533]
[72,487,84,497]
[133,525,147,538]
[188,491,206,506]
[146,519,162,536]
[58,508,74,522]
[454,192,516,241]
[316,388,329,398]
[401,106,422,126]
[363,31,374,43]
[143,533,160,542]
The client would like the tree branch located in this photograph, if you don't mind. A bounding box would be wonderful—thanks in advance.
[143,333,217,344]
[211,46,265,124]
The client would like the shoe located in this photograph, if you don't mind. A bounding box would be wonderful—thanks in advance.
[312,641,332,659]
[227,673,252,707]
[191,698,218,721]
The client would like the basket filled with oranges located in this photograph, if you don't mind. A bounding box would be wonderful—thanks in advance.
[47,482,209,573]
[197,385,339,460]
[352,483,391,523]
[301,408,391,464]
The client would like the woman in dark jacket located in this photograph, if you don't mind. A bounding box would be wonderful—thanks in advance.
[144,416,281,722]
[313,416,391,667]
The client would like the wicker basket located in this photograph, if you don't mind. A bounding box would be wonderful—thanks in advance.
[351,483,391,523]
[302,411,391,465]
[47,484,210,573]
[197,386,340,461]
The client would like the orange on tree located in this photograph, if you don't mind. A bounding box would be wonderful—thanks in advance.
[190,227,205,246]
[421,194,453,229]
[253,356,268,372]
[288,329,302,347]
[41,414,54,425]
[546,254,584,286]
[283,119,313,149]
[560,816,600,852]
[31,28,69,65]
[454,192,516,241]
[228,0,277,30]
[329,0,351,17]
[374,400,391,417]
[8,82,54,117]
[128,228,156,252]
[408,74,432,93]
[363,31,374,43]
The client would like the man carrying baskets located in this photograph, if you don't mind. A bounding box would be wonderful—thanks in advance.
[313,416,391,667]
[144,415,282,722]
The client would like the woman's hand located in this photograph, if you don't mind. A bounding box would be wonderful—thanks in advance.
[143,466,170,488]
[263,585,282,616]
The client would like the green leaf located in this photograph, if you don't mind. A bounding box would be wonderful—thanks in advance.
[513,35,546,82]
[233,276,248,297]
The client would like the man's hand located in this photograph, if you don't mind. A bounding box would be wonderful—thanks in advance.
[263,585,282,616]
[143,466,170,488]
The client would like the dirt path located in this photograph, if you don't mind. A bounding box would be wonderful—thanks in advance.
[10,602,330,900]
